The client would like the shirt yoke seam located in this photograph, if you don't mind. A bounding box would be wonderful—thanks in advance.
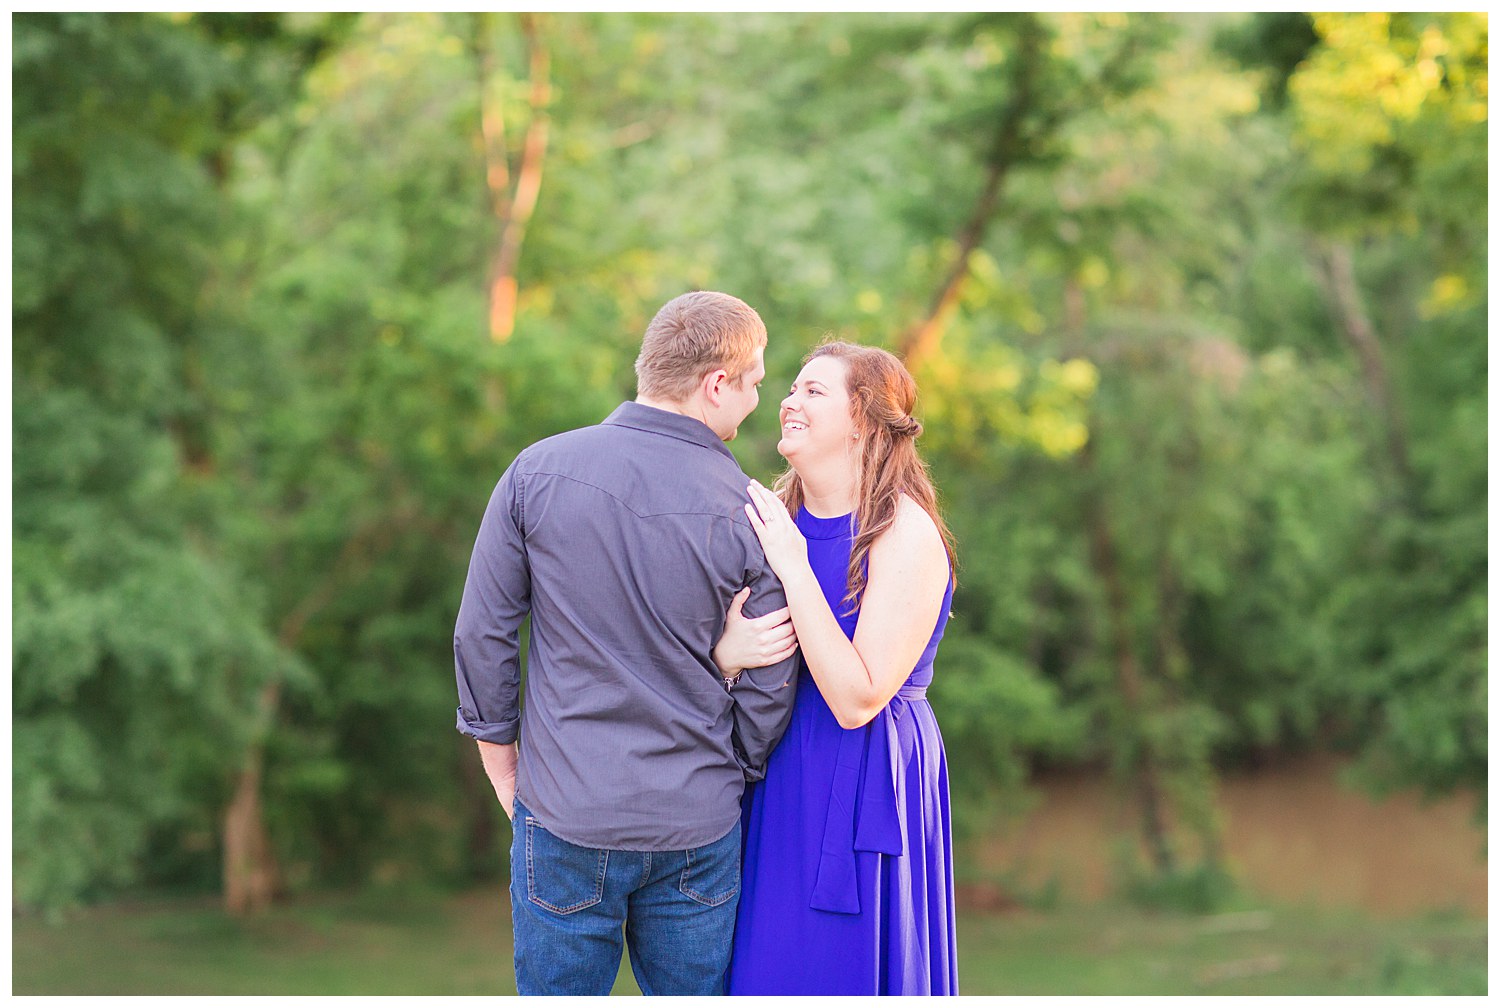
[518,468,759,526]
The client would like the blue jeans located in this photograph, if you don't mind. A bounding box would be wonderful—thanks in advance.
[509,797,741,996]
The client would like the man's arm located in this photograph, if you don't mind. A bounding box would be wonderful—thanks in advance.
[454,461,531,808]
[476,740,518,820]
[728,558,801,781]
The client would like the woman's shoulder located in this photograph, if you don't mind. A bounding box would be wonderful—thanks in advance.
[871,494,946,564]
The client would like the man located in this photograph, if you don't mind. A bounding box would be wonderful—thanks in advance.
[454,290,800,996]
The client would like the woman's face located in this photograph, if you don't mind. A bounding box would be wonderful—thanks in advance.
[777,354,858,462]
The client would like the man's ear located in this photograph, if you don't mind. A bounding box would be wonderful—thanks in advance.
[701,368,730,406]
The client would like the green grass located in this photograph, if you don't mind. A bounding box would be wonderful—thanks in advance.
[11,887,1486,996]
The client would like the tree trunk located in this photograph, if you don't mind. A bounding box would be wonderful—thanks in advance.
[473,12,551,344]
[1080,440,1176,875]
[218,503,417,915]
[223,682,281,915]
[897,17,1153,368]
[897,16,1044,369]
[1314,239,1413,495]
[898,150,1015,369]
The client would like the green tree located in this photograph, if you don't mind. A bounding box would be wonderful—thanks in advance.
[12,12,290,911]
[1230,12,1487,804]
[14,12,1485,916]
[1297,13,1486,805]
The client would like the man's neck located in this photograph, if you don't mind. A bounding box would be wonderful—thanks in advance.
[636,395,717,436]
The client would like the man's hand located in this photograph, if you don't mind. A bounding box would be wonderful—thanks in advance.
[477,740,519,821]
[712,587,798,681]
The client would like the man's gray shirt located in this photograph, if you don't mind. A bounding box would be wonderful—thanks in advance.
[454,402,800,851]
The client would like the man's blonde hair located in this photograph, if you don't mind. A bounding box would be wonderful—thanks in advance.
[635,291,767,403]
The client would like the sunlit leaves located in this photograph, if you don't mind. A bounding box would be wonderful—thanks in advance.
[1286,12,1487,239]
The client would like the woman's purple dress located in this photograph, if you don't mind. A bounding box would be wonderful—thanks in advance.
[727,507,958,995]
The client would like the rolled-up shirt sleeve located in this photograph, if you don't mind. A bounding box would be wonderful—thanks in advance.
[729,554,801,782]
[454,460,531,745]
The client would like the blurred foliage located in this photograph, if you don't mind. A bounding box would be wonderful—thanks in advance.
[11,11,298,911]
[11,12,1487,912]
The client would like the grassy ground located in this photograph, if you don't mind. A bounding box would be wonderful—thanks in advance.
[11,886,1487,996]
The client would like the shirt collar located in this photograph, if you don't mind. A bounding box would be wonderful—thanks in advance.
[603,401,738,462]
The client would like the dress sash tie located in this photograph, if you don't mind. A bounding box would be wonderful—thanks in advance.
[808,684,928,914]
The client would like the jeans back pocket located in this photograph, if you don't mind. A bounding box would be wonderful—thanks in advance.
[678,828,740,908]
[525,817,609,915]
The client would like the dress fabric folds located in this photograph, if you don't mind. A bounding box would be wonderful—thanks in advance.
[727,508,958,996]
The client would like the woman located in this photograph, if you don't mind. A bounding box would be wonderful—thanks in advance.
[712,340,959,995]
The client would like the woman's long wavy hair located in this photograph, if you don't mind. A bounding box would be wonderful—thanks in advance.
[773,341,957,613]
